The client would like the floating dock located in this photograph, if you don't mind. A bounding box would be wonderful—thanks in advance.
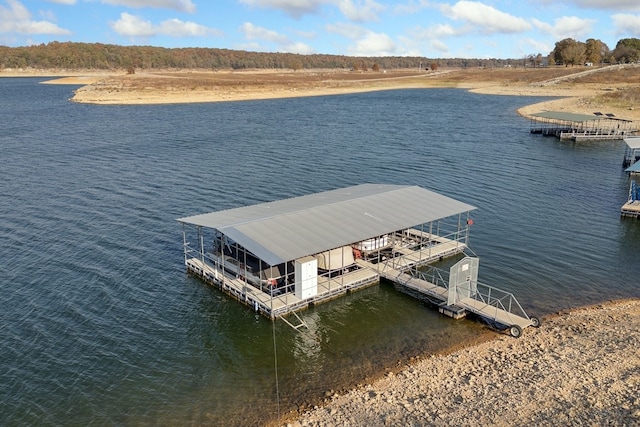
[623,136,640,168]
[621,138,640,218]
[529,111,636,141]
[178,184,538,337]
[622,180,640,219]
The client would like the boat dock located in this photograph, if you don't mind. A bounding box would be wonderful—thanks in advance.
[623,136,640,168]
[621,180,640,219]
[529,111,636,141]
[622,138,640,218]
[178,184,538,337]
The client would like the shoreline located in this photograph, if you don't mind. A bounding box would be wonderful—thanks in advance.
[278,298,640,427]
[2,67,638,122]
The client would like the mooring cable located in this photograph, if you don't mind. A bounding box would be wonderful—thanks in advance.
[272,316,281,420]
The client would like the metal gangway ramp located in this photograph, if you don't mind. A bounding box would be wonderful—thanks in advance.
[377,256,540,337]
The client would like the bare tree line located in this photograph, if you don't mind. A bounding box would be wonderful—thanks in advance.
[1,38,639,72]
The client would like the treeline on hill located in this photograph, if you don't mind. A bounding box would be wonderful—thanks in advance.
[1,38,639,72]
[0,41,511,71]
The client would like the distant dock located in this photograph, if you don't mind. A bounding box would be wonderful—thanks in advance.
[178,184,539,337]
[529,111,636,141]
[622,138,640,218]
[621,180,640,219]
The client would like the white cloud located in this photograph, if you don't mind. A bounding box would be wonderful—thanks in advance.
[393,0,433,15]
[532,16,595,40]
[337,0,385,22]
[159,18,213,37]
[430,39,449,54]
[240,22,314,54]
[241,22,289,44]
[348,31,396,56]
[283,41,315,54]
[612,13,640,37]
[110,12,154,36]
[239,0,384,21]
[109,12,219,37]
[239,0,327,19]
[0,0,71,35]
[424,23,461,38]
[405,22,466,52]
[441,1,531,34]
[326,22,367,38]
[534,0,640,12]
[520,37,551,55]
[47,0,76,4]
[101,0,196,13]
[326,22,398,56]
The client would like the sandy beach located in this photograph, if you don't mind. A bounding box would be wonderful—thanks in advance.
[279,299,639,427]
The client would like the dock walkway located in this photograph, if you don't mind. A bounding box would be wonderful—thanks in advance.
[185,232,536,336]
[361,258,535,333]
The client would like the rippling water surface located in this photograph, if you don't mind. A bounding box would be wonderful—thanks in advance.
[1,78,638,425]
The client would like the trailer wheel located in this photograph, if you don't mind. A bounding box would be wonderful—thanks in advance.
[510,325,522,338]
[530,316,541,328]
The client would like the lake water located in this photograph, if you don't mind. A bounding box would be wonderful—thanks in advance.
[1,78,638,426]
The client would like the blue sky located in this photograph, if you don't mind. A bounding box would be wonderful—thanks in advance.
[1,0,640,58]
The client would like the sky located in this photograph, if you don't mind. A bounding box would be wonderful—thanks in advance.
[1,0,640,58]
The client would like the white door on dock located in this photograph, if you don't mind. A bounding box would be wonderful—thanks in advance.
[447,257,479,305]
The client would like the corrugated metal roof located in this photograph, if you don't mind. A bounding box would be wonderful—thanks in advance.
[177,184,476,265]
[626,160,640,173]
[530,111,600,122]
[625,136,640,150]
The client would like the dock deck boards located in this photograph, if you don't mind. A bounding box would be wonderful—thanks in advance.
[622,200,640,218]
[186,235,533,333]
[457,297,532,329]
[359,257,532,329]
[186,257,380,318]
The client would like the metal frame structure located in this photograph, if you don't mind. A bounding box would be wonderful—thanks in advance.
[386,258,539,338]
[178,184,538,337]
[529,111,637,141]
[623,136,640,168]
[178,184,475,322]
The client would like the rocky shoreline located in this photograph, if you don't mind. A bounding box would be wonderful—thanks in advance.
[280,299,639,426]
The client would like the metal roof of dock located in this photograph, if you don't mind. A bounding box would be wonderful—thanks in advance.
[530,111,602,122]
[626,160,640,173]
[531,111,633,123]
[625,136,640,150]
[177,184,476,265]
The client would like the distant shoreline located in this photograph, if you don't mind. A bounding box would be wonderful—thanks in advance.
[2,67,638,122]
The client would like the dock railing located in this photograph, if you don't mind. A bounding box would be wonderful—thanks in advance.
[466,280,531,325]
[413,266,449,290]
[407,264,531,325]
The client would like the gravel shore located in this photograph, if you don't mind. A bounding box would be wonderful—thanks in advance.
[281,299,640,427]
